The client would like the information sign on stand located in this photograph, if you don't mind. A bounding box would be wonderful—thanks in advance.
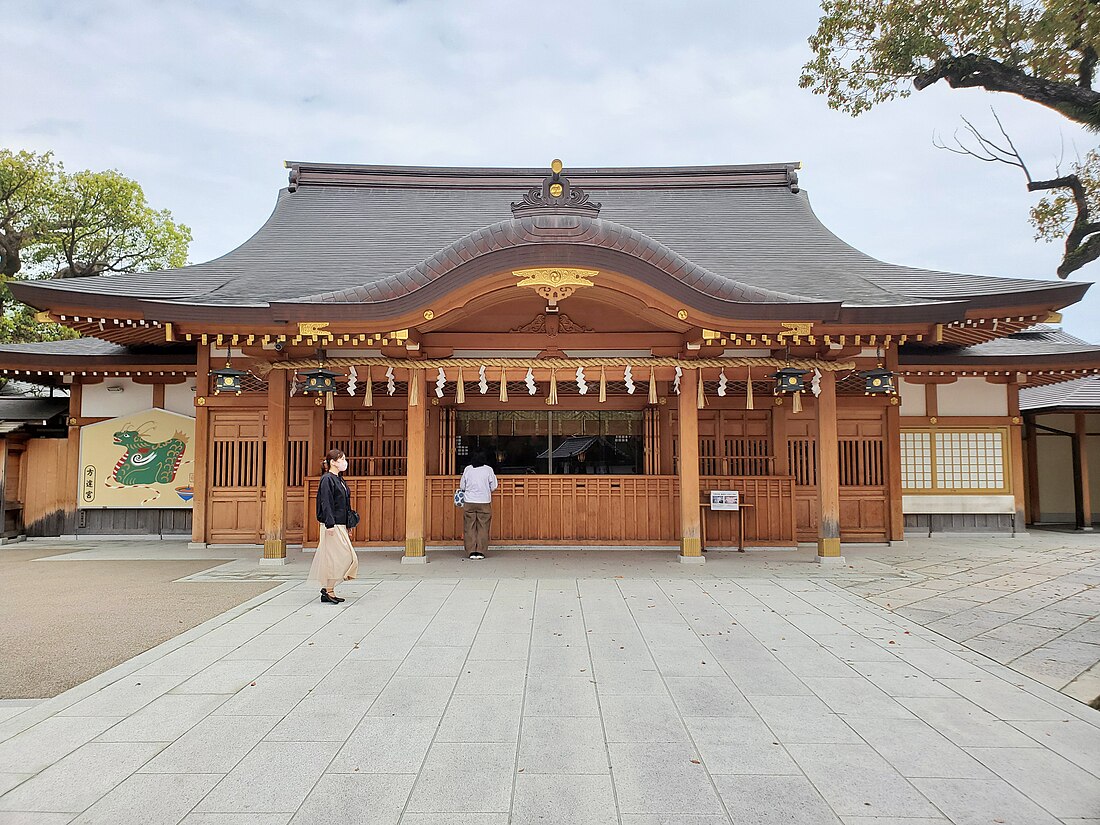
[709,490,740,511]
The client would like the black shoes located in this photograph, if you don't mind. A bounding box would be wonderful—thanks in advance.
[320,589,344,604]
[468,552,485,560]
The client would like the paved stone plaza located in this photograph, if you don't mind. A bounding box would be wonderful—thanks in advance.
[0,533,1097,824]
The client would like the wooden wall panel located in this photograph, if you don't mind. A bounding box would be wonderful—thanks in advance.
[426,475,679,544]
[788,407,890,543]
[698,476,797,546]
[304,477,406,545]
[22,438,69,536]
[208,407,312,544]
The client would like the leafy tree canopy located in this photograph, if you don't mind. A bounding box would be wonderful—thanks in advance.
[800,0,1100,125]
[0,149,191,343]
[801,0,1100,278]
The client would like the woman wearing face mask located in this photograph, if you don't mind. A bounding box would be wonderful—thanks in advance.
[308,448,359,604]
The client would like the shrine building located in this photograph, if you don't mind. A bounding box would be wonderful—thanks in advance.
[2,160,1098,563]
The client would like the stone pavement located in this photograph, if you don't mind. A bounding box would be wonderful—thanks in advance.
[0,534,1097,824]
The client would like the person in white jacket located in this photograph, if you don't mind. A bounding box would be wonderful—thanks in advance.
[459,451,498,559]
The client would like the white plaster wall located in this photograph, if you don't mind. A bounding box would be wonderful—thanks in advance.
[81,380,154,418]
[164,379,197,417]
[1034,412,1100,522]
[898,379,926,417]
[902,495,1016,514]
[937,378,1008,417]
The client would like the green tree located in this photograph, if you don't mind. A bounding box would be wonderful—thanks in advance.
[800,0,1100,277]
[0,149,191,342]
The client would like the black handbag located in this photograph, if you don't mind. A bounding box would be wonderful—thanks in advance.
[347,509,361,529]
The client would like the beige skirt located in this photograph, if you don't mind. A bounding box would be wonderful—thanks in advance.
[307,524,359,586]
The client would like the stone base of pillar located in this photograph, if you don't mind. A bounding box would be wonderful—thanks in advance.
[259,556,288,567]
[263,539,287,562]
[815,554,846,565]
[679,554,706,565]
[401,555,428,565]
[187,542,208,550]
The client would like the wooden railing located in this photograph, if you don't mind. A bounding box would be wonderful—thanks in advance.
[427,475,679,544]
[304,476,406,546]
[698,477,797,547]
[302,474,801,547]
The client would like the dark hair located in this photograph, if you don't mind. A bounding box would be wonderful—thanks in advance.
[469,451,486,468]
[322,449,345,473]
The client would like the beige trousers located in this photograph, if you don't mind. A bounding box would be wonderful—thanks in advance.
[463,503,492,554]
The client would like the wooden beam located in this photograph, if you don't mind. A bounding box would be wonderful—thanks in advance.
[64,381,83,536]
[192,347,210,545]
[925,384,938,419]
[0,437,8,539]
[677,369,703,562]
[816,370,842,561]
[1074,412,1093,531]
[404,370,428,561]
[1008,383,1026,531]
[1025,415,1041,525]
[262,369,289,560]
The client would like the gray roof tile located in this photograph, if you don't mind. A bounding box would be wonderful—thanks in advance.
[15,163,1085,311]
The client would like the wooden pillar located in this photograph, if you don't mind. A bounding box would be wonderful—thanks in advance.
[0,436,8,541]
[63,381,83,537]
[426,403,441,475]
[403,369,428,563]
[262,368,289,562]
[677,369,703,563]
[152,382,166,409]
[815,370,843,562]
[1007,383,1026,533]
[1025,414,1041,525]
[1074,411,1093,531]
[883,347,904,542]
[191,346,210,545]
[659,398,675,475]
[771,402,789,476]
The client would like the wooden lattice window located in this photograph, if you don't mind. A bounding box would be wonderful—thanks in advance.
[901,428,1009,493]
[838,438,884,486]
[788,438,817,486]
[328,410,407,477]
[900,431,932,490]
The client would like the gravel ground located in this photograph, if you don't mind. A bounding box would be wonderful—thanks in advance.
[0,547,279,699]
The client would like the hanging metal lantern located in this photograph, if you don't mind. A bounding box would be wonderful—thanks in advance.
[862,366,897,395]
[210,362,248,395]
[300,365,341,395]
[771,366,806,394]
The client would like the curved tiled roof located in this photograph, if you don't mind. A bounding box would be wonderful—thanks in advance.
[1021,375,1100,410]
[10,162,1089,316]
[291,214,818,306]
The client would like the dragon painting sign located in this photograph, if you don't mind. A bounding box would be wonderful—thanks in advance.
[78,409,196,508]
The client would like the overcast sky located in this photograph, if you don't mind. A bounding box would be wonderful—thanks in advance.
[4,0,1097,342]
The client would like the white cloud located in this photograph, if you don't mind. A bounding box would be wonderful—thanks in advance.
[2,0,1096,339]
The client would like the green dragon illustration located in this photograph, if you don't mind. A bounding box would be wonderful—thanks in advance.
[112,426,190,486]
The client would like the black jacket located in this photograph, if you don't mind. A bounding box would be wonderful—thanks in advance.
[316,472,352,529]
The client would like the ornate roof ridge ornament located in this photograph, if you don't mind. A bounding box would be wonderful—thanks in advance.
[511,159,602,218]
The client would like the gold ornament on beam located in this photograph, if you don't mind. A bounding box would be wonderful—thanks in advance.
[514,268,598,308]
[776,322,813,341]
[298,322,334,340]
